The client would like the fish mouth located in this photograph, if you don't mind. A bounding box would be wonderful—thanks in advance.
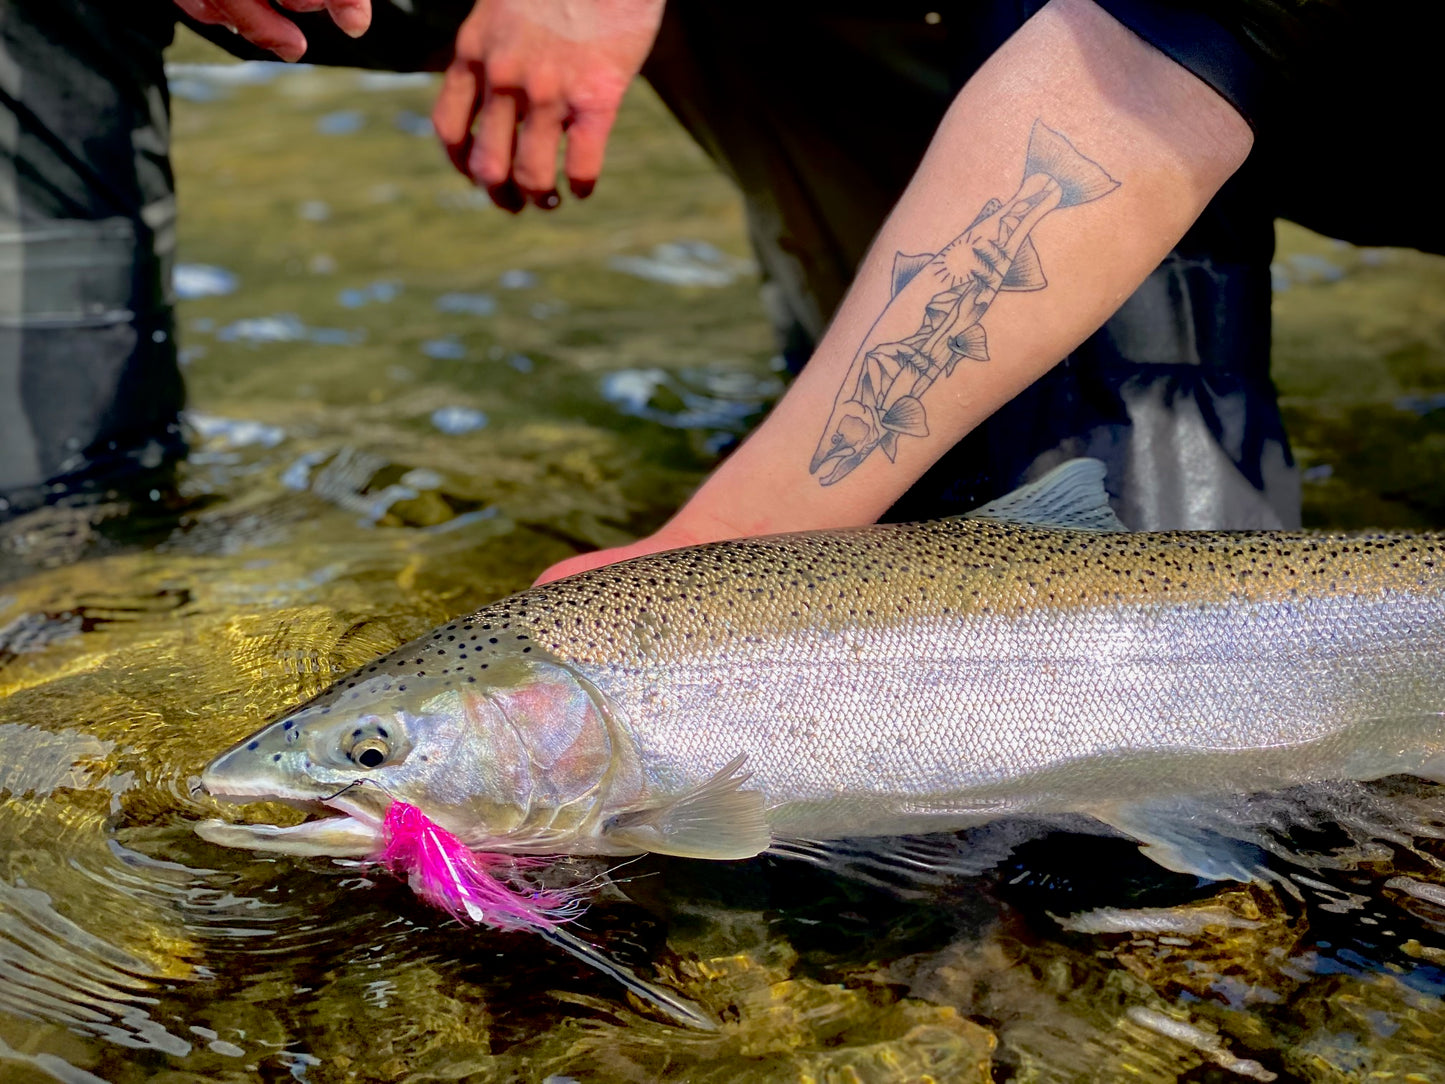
[813,448,865,486]
[194,787,387,858]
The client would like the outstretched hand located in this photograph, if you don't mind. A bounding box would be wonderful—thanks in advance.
[432,0,665,212]
[173,0,371,62]
[532,522,713,586]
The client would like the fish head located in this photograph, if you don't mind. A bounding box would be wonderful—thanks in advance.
[809,403,880,485]
[198,645,625,858]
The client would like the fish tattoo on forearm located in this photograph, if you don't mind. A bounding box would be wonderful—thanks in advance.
[808,120,1120,485]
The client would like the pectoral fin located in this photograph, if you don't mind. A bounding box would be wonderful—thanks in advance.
[880,395,929,438]
[603,755,770,860]
[948,323,989,362]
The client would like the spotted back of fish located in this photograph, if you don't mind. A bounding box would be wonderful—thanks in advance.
[462,521,1445,669]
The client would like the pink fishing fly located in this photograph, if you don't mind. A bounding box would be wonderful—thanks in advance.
[379,802,583,931]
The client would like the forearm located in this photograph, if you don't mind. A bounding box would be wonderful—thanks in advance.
[664,0,1251,543]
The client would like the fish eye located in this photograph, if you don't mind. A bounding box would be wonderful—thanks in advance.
[350,738,390,769]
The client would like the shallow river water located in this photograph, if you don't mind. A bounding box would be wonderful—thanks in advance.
[5,34,1445,1084]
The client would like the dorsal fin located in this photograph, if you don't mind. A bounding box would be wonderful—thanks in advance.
[1000,237,1047,291]
[964,458,1125,531]
[891,251,935,298]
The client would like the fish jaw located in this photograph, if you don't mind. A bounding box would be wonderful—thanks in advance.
[814,447,869,486]
[197,730,391,857]
[810,405,879,481]
[194,807,383,857]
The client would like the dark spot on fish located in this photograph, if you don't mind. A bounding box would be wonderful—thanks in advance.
[353,728,363,737]
[398,685,406,692]
[247,740,259,750]
[283,720,295,730]
[489,637,498,644]
[522,646,531,653]
[377,727,388,739]
[272,754,282,762]
[467,677,476,683]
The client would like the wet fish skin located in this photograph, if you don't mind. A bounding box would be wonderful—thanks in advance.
[198,480,1445,873]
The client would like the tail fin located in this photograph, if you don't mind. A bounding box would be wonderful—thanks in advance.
[1024,120,1120,207]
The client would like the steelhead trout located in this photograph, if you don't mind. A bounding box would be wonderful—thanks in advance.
[198,461,1445,881]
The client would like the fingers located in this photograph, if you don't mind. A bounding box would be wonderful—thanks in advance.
[512,89,566,207]
[442,78,577,211]
[532,551,606,585]
[323,0,372,38]
[174,0,308,61]
[470,84,527,211]
[563,109,616,200]
[432,59,527,212]
[274,0,370,37]
[433,61,482,176]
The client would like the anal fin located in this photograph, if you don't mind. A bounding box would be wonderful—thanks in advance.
[1088,800,1268,883]
[603,755,770,860]
[1000,237,1047,291]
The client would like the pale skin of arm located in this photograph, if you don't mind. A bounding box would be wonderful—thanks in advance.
[536,0,1253,584]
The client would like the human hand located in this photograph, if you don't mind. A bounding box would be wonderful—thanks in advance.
[533,522,713,585]
[173,0,371,62]
[432,0,665,212]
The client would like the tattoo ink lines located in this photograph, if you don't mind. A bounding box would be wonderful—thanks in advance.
[808,120,1120,486]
